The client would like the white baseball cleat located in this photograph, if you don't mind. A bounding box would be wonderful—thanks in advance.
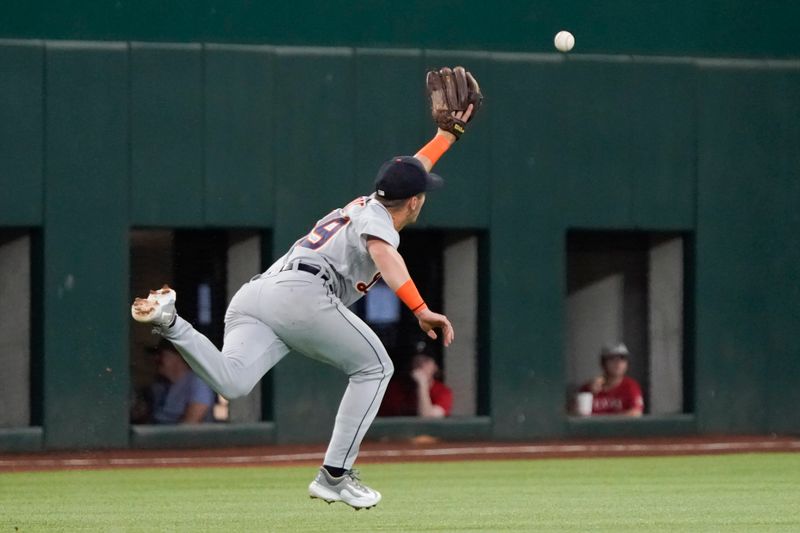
[131,285,177,328]
[308,468,381,510]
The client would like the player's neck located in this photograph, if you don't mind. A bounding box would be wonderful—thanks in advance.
[390,211,409,231]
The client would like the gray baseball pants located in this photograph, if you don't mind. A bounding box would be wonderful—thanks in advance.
[162,268,394,470]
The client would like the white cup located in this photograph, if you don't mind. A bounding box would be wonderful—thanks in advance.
[576,392,593,416]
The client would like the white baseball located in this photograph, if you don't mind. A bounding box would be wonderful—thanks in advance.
[554,30,575,52]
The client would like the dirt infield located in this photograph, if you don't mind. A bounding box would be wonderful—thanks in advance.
[1,435,798,473]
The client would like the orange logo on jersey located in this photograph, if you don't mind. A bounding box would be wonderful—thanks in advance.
[356,272,382,293]
[344,196,368,210]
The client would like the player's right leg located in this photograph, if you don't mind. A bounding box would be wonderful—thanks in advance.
[131,282,290,399]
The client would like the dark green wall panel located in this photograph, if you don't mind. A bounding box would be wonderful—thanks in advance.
[557,60,645,227]
[353,49,426,203]
[3,2,800,59]
[623,62,696,229]
[4,41,800,450]
[43,42,129,448]
[204,44,274,227]
[500,57,695,225]
[494,56,573,228]
[760,70,800,434]
[487,57,566,439]
[550,61,633,227]
[695,66,796,433]
[130,43,203,226]
[0,41,43,225]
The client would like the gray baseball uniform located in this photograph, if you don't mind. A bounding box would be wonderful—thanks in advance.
[162,194,398,469]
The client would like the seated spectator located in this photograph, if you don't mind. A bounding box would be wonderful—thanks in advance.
[580,343,644,417]
[149,339,216,424]
[379,353,453,418]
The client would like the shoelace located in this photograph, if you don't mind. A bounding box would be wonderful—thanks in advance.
[345,469,366,490]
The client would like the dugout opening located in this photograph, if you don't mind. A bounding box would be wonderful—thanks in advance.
[0,229,40,429]
[366,229,489,419]
[129,228,272,427]
[564,230,691,417]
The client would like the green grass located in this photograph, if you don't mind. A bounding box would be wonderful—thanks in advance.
[1,453,799,532]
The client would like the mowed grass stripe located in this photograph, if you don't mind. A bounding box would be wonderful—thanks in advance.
[1,453,798,532]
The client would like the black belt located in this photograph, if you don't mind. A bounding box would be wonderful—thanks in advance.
[280,262,329,281]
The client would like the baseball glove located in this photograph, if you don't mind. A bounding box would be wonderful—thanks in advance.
[426,66,482,140]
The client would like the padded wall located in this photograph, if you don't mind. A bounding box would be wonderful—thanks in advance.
[2,40,799,449]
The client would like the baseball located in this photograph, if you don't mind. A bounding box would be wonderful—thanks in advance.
[554,30,575,52]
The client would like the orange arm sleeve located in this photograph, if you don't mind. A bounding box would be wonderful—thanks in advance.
[415,134,452,168]
[395,279,428,314]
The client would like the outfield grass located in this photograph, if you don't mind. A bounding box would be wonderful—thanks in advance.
[1,453,799,532]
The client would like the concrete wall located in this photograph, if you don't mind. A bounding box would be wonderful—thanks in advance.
[0,233,30,427]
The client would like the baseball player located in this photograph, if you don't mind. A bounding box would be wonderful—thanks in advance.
[131,67,482,509]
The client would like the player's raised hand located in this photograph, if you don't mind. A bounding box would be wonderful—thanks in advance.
[456,103,474,123]
[415,308,455,347]
[437,104,474,140]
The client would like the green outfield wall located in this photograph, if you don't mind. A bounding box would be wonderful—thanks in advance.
[1,35,799,450]
[1,1,800,59]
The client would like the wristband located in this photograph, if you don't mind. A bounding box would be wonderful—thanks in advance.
[415,134,451,166]
[395,279,428,314]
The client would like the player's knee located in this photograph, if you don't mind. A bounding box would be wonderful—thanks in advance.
[216,379,253,400]
[350,357,393,381]
[382,359,394,379]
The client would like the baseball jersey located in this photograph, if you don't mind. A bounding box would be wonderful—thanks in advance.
[269,195,400,307]
[429,381,454,416]
[378,377,453,416]
[581,376,644,415]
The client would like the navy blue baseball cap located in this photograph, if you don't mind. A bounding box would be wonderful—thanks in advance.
[374,156,444,200]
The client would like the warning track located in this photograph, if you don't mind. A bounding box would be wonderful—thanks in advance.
[1,435,797,473]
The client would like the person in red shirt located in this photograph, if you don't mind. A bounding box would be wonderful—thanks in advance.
[580,343,644,416]
[379,353,453,418]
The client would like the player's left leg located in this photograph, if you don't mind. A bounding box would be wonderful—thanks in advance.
[164,312,289,399]
[132,282,290,399]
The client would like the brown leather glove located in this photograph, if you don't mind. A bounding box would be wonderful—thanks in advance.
[426,66,482,140]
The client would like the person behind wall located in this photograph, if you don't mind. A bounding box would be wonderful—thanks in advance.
[150,339,216,424]
[379,349,453,418]
[580,343,644,417]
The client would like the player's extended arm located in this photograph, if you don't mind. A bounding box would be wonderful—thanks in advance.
[367,237,454,346]
[414,105,474,172]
